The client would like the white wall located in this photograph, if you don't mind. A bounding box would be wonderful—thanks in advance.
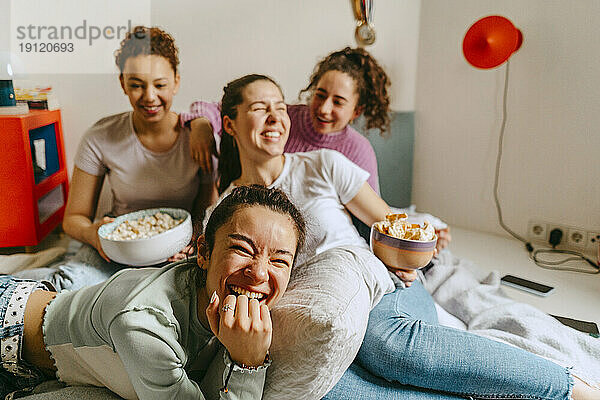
[4,0,420,175]
[414,0,600,237]
[5,0,598,238]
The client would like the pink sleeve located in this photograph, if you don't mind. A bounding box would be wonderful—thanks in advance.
[338,125,381,195]
[362,146,380,194]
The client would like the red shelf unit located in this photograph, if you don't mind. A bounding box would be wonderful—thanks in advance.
[0,110,70,247]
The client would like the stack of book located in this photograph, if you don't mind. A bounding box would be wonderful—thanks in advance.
[14,85,60,111]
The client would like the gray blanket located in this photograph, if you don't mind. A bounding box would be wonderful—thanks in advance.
[423,250,600,388]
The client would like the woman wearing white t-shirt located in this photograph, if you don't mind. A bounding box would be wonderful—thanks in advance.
[208,74,597,400]
[15,27,216,291]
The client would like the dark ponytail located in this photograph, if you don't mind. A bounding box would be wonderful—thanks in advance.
[299,47,391,136]
[218,74,283,194]
[217,133,241,194]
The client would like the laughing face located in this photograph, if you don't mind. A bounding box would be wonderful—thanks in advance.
[309,70,361,135]
[223,79,290,161]
[120,54,180,124]
[201,205,297,311]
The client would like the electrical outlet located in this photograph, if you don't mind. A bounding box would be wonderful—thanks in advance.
[567,228,586,250]
[587,231,600,251]
[528,220,598,253]
[547,224,566,247]
[527,220,548,242]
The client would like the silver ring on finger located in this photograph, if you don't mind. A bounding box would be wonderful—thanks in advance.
[222,304,234,312]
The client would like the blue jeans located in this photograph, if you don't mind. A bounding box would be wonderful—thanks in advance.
[13,244,125,292]
[324,281,573,400]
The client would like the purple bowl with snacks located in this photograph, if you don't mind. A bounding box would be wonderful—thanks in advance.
[370,226,437,270]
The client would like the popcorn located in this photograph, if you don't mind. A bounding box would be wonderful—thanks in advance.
[373,213,436,241]
[107,212,183,241]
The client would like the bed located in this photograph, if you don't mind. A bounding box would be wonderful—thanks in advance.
[8,111,600,398]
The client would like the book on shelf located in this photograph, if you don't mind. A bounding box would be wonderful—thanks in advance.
[0,102,29,115]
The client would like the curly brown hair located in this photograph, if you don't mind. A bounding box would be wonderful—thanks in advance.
[300,47,391,136]
[114,26,179,75]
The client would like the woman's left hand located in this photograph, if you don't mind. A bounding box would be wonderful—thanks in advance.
[206,293,271,367]
[167,244,194,262]
[392,268,418,287]
[435,227,451,253]
[189,118,217,174]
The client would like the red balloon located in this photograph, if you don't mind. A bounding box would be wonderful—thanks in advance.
[463,15,523,69]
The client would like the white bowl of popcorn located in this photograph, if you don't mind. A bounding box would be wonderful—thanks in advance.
[98,208,192,266]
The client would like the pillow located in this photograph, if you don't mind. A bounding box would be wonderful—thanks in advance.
[263,246,394,400]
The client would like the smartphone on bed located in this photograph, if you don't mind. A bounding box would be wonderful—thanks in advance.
[500,274,555,297]
[551,315,599,334]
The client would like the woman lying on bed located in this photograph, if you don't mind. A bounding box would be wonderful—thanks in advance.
[15,26,216,291]
[0,185,306,400]
[208,73,599,400]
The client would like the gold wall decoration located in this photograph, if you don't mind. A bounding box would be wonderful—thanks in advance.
[353,0,375,46]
